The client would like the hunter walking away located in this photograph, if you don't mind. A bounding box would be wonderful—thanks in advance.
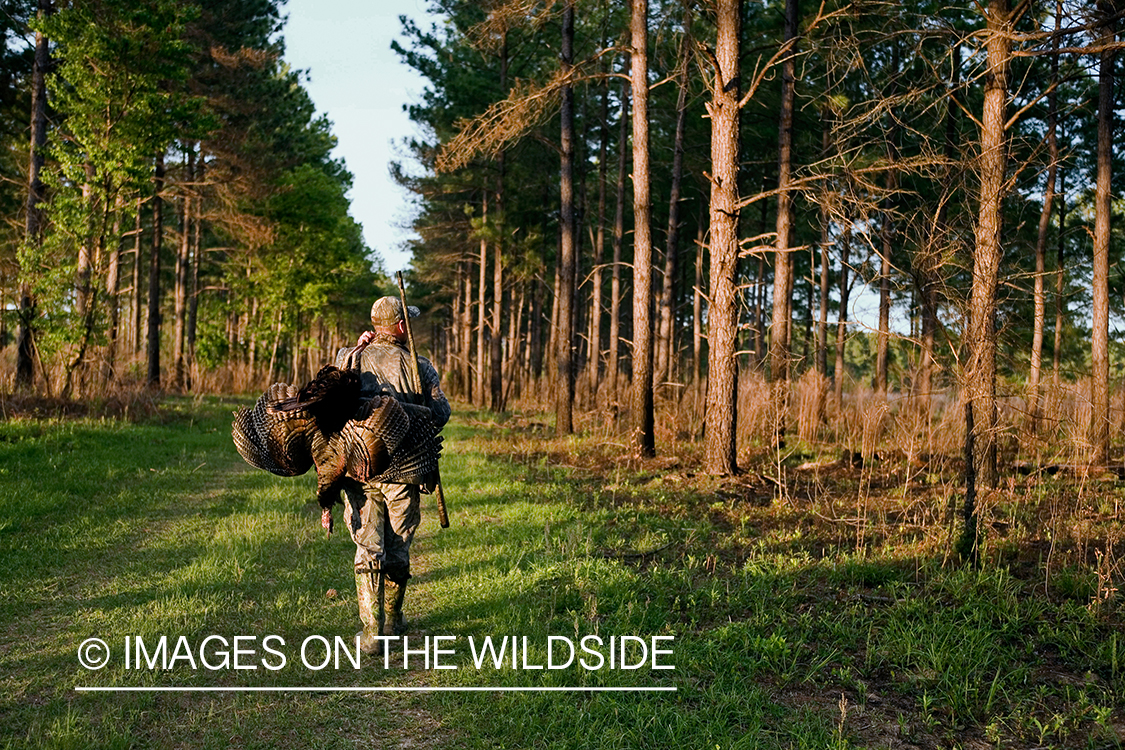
[0,1,1122,748]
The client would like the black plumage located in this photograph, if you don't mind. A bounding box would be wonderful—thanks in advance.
[232,365,443,535]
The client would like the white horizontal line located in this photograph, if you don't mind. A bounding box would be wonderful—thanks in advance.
[75,686,676,693]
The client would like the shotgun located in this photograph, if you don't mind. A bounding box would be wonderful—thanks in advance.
[396,271,450,528]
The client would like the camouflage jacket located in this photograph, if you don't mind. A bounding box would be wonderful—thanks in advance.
[335,333,450,430]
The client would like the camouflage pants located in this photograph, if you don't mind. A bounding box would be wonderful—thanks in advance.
[341,479,420,586]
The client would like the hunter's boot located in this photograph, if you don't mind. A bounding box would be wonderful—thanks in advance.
[383,579,407,636]
[354,566,386,654]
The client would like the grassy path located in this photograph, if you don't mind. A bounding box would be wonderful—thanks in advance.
[0,397,447,749]
[1,397,1122,749]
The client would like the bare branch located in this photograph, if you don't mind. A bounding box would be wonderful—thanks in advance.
[435,67,575,173]
[1013,39,1125,58]
[1005,81,1056,131]
[466,0,561,52]
[732,1,845,110]
[949,92,984,131]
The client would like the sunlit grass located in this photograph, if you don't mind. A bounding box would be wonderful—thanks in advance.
[0,397,1122,748]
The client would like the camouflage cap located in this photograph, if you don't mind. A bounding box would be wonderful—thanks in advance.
[370,296,420,327]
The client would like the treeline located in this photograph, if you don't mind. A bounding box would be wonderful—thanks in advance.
[396,2,1122,496]
[2,1,1122,558]
[0,0,381,398]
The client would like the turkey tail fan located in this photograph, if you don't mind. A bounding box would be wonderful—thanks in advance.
[340,395,415,481]
[231,383,315,477]
[355,395,412,453]
[373,403,443,486]
[373,431,443,486]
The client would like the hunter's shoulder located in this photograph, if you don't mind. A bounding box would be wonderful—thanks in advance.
[333,347,353,367]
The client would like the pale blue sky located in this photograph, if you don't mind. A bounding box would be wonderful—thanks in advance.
[282,0,439,277]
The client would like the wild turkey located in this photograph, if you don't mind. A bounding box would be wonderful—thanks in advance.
[232,365,443,535]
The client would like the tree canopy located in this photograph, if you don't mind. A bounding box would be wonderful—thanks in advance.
[2,0,380,395]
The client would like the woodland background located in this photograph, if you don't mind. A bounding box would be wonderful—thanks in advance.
[2,4,1124,746]
[2,0,1125,564]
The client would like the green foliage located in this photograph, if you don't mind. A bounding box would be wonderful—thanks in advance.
[261,163,370,309]
[0,0,34,288]
[15,232,80,364]
[6,0,380,388]
[40,0,200,192]
[10,0,205,370]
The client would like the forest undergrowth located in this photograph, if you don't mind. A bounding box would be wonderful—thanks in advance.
[464,374,1125,748]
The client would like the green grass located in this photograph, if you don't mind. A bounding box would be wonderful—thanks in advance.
[0,398,1122,749]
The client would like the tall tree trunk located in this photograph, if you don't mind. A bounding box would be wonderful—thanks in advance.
[451,260,464,396]
[960,0,1010,563]
[556,0,577,435]
[530,274,543,385]
[66,166,104,399]
[291,312,301,383]
[816,241,830,362]
[703,0,740,476]
[573,92,588,398]
[548,257,560,397]
[476,196,488,406]
[504,282,525,405]
[656,16,691,386]
[834,228,851,408]
[769,0,798,442]
[173,146,194,391]
[815,216,829,424]
[245,292,256,378]
[490,210,504,412]
[876,45,899,399]
[75,166,96,332]
[1053,167,1066,386]
[816,103,833,432]
[146,154,166,388]
[232,294,241,374]
[491,36,508,413]
[462,259,474,401]
[267,308,282,384]
[630,0,655,456]
[587,61,611,401]
[533,180,551,390]
[802,261,813,363]
[693,222,705,390]
[816,113,831,379]
[17,0,51,391]
[1091,2,1114,466]
[1028,1,1060,435]
[608,82,629,415]
[526,288,537,393]
[104,210,122,383]
[187,154,204,388]
[130,204,143,356]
